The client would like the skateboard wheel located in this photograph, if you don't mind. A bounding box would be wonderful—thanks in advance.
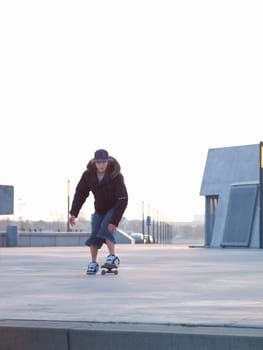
[114,270,118,275]
[101,270,106,275]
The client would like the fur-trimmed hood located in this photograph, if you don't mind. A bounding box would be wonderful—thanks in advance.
[86,156,121,179]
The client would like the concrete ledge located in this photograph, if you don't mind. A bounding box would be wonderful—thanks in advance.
[0,232,88,247]
[0,231,134,247]
[1,320,263,350]
[0,325,68,350]
[0,232,6,246]
[18,232,88,247]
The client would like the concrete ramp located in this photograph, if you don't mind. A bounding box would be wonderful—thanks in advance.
[115,228,135,244]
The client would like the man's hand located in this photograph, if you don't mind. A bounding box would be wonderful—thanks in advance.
[108,223,117,233]
[69,215,76,226]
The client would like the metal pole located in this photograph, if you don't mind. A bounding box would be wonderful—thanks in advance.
[152,208,155,243]
[156,210,159,243]
[160,213,162,243]
[147,204,150,243]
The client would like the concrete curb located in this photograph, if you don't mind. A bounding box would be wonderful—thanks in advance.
[1,320,263,350]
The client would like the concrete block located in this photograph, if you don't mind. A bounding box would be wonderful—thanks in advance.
[31,234,56,246]
[18,232,91,247]
[6,226,18,247]
[56,234,79,246]
[80,236,88,245]
[0,326,68,350]
[69,327,263,350]
[18,233,31,247]
[0,232,6,246]
[1,320,263,350]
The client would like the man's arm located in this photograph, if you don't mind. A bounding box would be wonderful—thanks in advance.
[69,171,90,218]
[110,175,128,227]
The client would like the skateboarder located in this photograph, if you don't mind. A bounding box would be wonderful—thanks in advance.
[69,149,128,274]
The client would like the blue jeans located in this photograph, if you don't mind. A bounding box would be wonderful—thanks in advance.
[85,208,115,249]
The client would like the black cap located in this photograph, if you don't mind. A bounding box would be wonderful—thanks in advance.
[94,149,109,162]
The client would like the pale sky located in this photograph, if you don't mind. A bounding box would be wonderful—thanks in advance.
[1,1,263,223]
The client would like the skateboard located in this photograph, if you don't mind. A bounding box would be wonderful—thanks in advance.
[101,263,118,275]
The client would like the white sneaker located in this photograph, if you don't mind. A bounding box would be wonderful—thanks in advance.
[86,262,99,275]
[104,255,120,267]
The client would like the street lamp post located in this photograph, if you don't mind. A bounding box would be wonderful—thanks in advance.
[142,201,145,239]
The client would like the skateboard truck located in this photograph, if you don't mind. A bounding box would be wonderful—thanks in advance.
[101,263,118,275]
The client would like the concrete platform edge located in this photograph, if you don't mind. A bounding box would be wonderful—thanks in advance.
[1,320,263,350]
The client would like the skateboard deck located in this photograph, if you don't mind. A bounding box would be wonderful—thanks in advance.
[101,263,118,275]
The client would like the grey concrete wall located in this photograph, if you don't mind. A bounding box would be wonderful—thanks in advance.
[6,225,18,247]
[18,232,88,247]
[0,230,134,247]
[0,232,6,246]
[1,321,263,350]
[200,144,259,196]
[0,232,89,247]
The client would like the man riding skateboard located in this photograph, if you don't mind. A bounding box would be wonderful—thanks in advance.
[69,149,128,274]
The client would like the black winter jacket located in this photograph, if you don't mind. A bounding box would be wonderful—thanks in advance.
[70,157,128,226]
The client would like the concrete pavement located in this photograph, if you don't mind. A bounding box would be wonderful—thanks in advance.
[1,244,263,349]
